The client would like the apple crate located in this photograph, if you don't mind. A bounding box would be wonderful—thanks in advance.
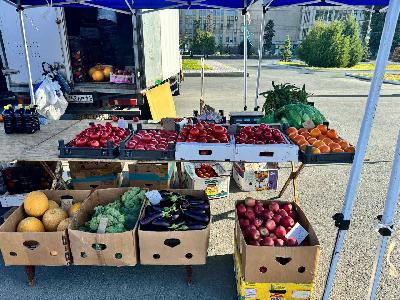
[234,124,298,163]
[175,140,235,161]
[110,73,134,84]
[58,140,119,159]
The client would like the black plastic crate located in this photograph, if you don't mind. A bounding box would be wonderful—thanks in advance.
[119,125,176,161]
[299,145,355,164]
[229,111,264,125]
[58,140,119,159]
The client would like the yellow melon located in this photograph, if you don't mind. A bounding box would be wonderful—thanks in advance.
[68,203,81,218]
[48,200,59,210]
[17,217,45,232]
[24,191,49,217]
[42,208,68,232]
[103,66,113,78]
[92,70,105,82]
[57,218,71,231]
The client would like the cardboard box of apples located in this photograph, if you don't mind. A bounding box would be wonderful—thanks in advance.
[235,197,320,283]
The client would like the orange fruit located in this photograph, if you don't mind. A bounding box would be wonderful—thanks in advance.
[322,138,333,145]
[345,146,355,153]
[300,131,311,140]
[317,124,328,134]
[312,147,321,154]
[308,137,317,144]
[332,148,344,153]
[298,128,309,135]
[293,135,306,144]
[310,128,321,138]
[312,140,325,148]
[339,141,349,150]
[318,134,327,140]
[318,145,331,153]
[288,133,298,141]
[332,137,341,143]
[286,127,298,135]
[329,143,341,151]
[299,141,309,151]
[327,129,338,139]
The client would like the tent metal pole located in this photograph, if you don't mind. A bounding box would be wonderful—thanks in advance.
[18,7,35,104]
[322,1,400,299]
[243,11,247,111]
[254,4,268,111]
[367,130,400,300]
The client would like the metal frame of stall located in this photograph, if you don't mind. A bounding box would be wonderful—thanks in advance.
[2,0,400,299]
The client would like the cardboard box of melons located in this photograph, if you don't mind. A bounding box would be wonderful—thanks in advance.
[0,190,91,266]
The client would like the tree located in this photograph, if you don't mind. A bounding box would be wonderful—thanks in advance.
[238,39,254,56]
[190,29,216,56]
[281,35,292,62]
[298,21,351,68]
[264,20,275,52]
[343,16,363,67]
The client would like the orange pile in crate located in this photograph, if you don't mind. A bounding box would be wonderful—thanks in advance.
[286,124,355,154]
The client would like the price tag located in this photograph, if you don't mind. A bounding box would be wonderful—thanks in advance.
[302,120,315,130]
[60,196,73,211]
[97,217,108,234]
[292,291,311,299]
[145,190,163,205]
[285,222,309,244]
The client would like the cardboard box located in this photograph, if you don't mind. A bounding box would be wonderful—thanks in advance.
[128,162,175,189]
[69,188,143,266]
[68,162,123,174]
[0,190,91,266]
[71,173,122,190]
[183,162,230,199]
[233,163,278,192]
[234,243,314,300]
[235,200,320,283]
[138,189,210,265]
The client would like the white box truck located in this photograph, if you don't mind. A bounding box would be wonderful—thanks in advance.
[0,5,181,118]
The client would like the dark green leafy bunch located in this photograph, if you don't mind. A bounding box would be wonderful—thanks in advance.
[260,82,310,115]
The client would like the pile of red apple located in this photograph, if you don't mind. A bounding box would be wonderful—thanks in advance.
[68,122,130,148]
[195,164,219,178]
[237,198,299,247]
[177,121,229,143]
[125,129,177,151]
[235,124,286,145]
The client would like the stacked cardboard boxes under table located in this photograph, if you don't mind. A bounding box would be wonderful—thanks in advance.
[68,162,123,190]
[128,162,175,190]
[233,162,279,192]
[234,199,320,300]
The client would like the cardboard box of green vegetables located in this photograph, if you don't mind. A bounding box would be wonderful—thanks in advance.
[69,187,147,266]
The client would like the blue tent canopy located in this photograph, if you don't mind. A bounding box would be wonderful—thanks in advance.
[4,0,390,10]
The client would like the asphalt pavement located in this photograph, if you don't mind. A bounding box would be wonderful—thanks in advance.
[1,59,400,300]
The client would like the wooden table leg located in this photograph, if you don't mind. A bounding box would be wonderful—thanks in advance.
[25,265,35,287]
[186,265,193,286]
[292,163,305,204]
[177,162,184,189]
[278,163,305,200]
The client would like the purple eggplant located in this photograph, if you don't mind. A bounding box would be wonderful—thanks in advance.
[170,213,181,221]
[140,211,163,225]
[180,200,190,209]
[152,218,171,228]
[185,223,208,230]
[189,203,210,210]
[188,199,207,205]
[183,210,210,223]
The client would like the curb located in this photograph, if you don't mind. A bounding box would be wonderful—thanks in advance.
[345,73,400,85]
[183,71,244,77]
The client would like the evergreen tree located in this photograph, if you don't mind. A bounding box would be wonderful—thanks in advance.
[264,20,275,52]
[281,35,292,62]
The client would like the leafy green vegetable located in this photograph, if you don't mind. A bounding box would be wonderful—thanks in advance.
[271,103,327,128]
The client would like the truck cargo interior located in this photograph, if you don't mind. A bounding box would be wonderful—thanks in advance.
[64,8,135,86]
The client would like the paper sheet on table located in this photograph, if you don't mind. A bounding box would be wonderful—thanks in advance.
[145,82,176,121]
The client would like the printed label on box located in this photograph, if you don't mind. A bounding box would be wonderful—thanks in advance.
[61,197,73,211]
[292,290,311,299]
[285,222,309,244]
[244,288,256,299]
[145,190,163,205]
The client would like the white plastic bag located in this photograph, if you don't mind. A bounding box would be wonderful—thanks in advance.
[34,75,68,120]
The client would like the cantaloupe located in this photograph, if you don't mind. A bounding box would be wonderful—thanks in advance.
[17,217,45,232]
[42,208,68,232]
[68,203,81,217]
[48,200,59,210]
[24,191,49,217]
[103,66,113,79]
[92,70,105,82]
[57,218,71,231]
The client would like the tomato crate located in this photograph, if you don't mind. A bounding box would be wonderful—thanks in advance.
[233,124,298,163]
[58,140,119,159]
[299,145,355,164]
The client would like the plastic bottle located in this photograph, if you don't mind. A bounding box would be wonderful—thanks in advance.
[32,105,40,132]
[23,105,40,134]
[3,105,15,134]
[14,104,25,133]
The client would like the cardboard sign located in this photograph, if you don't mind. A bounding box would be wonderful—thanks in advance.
[302,120,315,130]
[97,217,108,234]
[145,190,163,205]
[61,196,73,211]
[285,222,309,244]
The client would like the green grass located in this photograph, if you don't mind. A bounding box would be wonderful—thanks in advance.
[182,59,212,71]
[350,73,400,82]
[276,60,400,71]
